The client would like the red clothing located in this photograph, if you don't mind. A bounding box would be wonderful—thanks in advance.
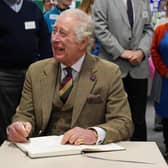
[151,23,168,77]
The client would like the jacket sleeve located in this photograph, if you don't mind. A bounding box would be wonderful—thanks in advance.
[97,67,133,143]
[137,0,153,57]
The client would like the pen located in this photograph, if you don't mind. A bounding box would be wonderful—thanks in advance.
[82,154,155,165]
[21,122,31,141]
[26,137,30,141]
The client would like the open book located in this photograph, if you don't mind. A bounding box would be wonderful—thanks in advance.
[15,135,125,159]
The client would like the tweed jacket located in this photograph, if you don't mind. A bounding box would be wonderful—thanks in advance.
[13,54,133,143]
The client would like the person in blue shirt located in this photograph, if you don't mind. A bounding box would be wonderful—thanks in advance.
[42,0,56,14]
[44,0,72,34]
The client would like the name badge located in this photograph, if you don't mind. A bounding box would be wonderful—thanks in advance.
[142,11,148,18]
[24,21,36,30]
[49,14,59,20]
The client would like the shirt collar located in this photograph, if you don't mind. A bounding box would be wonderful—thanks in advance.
[3,0,23,12]
[60,55,85,73]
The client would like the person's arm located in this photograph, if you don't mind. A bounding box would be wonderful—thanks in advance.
[151,25,168,77]
[136,0,153,57]
[96,67,133,144]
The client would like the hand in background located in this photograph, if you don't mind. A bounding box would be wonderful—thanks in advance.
[61,127,97,145]
[121,50,134,60]
[7,121,32,143]
[121,50,144,65]
[128,50,144,65]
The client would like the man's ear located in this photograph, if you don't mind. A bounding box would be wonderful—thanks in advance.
[79,36,89,50]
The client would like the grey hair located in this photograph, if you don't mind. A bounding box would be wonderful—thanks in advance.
[59,9,95,53]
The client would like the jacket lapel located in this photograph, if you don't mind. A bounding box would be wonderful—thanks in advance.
[40,59,59,130]
[71,54,97,127]
[132,0,142,28]
[114,0,130,28]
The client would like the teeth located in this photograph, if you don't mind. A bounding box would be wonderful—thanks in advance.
[56,48,64,51]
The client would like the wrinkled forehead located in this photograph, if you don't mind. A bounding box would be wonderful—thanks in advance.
[54,14,78,31]
[56,13,78,26]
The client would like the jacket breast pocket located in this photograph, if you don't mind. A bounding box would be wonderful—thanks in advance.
[87,94,104,104]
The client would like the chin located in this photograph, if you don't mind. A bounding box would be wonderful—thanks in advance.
[54,55,64,61]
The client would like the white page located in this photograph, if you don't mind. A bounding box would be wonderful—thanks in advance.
[16,135,125,157]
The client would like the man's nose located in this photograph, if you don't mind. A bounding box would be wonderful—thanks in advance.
[52,33,61,42]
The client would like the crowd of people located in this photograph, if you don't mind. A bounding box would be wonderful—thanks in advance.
[0,0,168,162]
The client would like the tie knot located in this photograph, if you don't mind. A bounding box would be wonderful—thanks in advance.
[64,67,72,77]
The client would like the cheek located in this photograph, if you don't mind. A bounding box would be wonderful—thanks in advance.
[65,43,76,53]
[64,45,76,59]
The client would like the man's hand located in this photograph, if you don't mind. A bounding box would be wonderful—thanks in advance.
[7,121,32,143]
[121,50,144,65]
[128,50,144,65]
[121,50,134,59]
[61,127,97,145]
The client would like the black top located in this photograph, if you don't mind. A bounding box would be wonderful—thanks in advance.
[0,0,52,69]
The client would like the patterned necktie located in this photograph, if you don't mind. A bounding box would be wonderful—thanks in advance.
[59,67,73,103]
[127,0,134,29]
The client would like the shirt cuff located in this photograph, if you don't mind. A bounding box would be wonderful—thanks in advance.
[90,127,106,144]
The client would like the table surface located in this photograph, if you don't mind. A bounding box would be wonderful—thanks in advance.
[0,141,167,168]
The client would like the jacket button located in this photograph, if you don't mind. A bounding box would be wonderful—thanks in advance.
[128,37,131,40]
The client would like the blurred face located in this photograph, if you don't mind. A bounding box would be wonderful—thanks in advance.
[51,15,87,66]
[44,0,55,11]
[91,0,94,4]
[59,0,72,8]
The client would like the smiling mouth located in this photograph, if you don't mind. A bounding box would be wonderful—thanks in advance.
[54,46,65,52]
[53,47,65,56]
[56,48,64,51]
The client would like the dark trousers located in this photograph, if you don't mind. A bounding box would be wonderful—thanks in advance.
[0,69,25,145]
[162,118,168,152]
[123,74,148,141]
